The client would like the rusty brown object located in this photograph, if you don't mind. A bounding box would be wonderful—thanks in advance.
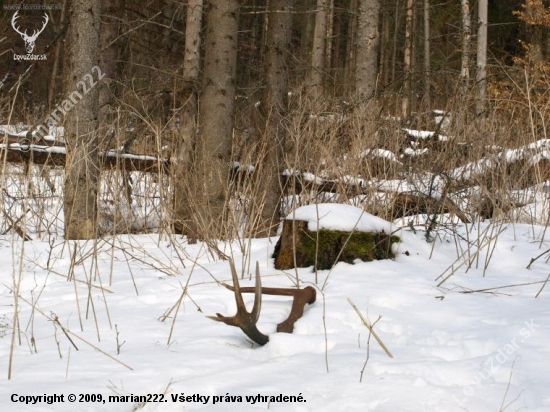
[208,260,316,345]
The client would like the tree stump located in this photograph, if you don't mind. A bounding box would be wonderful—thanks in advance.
[272,219,400,270]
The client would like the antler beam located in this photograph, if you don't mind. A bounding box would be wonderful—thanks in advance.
[208,260,316,345]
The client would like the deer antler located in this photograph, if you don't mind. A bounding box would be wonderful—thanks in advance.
[208,260,316,345]
[30,13,49,41]
[11,11,26,37]
[208,259,269,345]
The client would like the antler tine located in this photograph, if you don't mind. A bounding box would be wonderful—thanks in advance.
[251,261,262,323]
[12,11,26,36]
[208,259,269,345]
[40,13,49,32]
[29,13,49,40]
[228,258,246,311]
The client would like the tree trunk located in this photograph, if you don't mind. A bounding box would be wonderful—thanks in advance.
[47,0,69,111]
[423,0,430,110]
[173,0,203,240]
[63,0,101,240]
[325,0,334,92]
[196,0,239,238]
[526,3,544,63]
[355,0,380,100]
[476,0,488,115]
[300,0,316,70]
[379,9,389,88]
[402,0,414,119]
[98,0,123,131]
[391,0,400,85]
[460,0,471,89]
[255,0,294,237]
[344,0,358,92]
[307,0,328,97]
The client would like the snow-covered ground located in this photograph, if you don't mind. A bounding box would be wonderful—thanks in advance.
[1,202,549,411]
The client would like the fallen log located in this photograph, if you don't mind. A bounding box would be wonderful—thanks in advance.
[1,134,170,173]
[388,192,471,223]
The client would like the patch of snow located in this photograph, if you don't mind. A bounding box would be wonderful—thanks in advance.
[401,147,429,157]
[404,128,451,142]
[286,203,393,233]
[433,110,451,130]
[282,169,323,185]
[361,148,402,164]
[232,161,256,173]
[104,150,160,161]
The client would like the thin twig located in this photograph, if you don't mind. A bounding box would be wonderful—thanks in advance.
[535,273,550,298]
[347,298,393,358]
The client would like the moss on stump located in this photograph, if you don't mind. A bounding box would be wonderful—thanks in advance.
[273,219,400,270]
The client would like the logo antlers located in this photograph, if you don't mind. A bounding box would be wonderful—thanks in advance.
[11,11,49,54]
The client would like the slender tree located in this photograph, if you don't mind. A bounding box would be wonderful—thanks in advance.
[355,0,380,100]
[345,0,358,88]
[63,0,101,239]
[173,0,203,239]
[402,0,414,119]
[460,0,471,88]
[423,0,430,109]
[476,0,488,115]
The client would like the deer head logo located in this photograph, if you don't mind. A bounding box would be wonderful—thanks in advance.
[11,11,49,54]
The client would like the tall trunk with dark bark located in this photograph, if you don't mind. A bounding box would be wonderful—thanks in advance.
[64,0,101,239]
[256,0,294,237]
[195,0,239,238]
[99,0,123,129]
[308,0,328,97]
[423,0,430,110]
[355,0,380,100]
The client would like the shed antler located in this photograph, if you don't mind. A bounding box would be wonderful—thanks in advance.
[208,260,316,345]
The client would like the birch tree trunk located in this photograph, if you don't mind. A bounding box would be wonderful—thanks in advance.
[476,0,488,115]
[355,0,380,100]
[402,0,414,119]
[63,0,101,239]
[196,0,239,238]
[173,0,203,240]
[460,0,471,89]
